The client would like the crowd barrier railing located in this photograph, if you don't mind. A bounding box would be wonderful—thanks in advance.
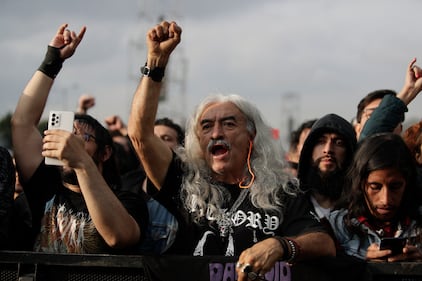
[1,251,422,281]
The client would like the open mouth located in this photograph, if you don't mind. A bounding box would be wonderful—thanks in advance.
[210,144,229,156]
[208,140,230,156]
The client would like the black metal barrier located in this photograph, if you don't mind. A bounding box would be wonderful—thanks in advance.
[1,251,422,281]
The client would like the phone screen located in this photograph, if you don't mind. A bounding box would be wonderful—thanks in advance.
[379,237,407,255]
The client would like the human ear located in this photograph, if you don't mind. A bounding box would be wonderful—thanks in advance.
[101,145,112,162]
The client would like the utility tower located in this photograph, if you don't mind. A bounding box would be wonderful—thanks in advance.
[127,0,188,127]
[281,92,301,145]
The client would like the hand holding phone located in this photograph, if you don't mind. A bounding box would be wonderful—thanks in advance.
[45,110,75,166]
[379,237,407,256]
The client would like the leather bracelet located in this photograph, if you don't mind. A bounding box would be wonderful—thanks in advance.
[273,236,290,261]
[273,236,301,263]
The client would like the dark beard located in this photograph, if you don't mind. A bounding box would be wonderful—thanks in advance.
[60,154,101,186]
[304,165,345,201]
[61,168,79,185]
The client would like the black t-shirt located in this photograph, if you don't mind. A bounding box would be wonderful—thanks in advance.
[0,146,15,250]
[153,154,327,256]
[23,162,148,254]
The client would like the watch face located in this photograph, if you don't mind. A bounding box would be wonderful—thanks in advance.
[141,66,150,75]
[140,65,165,82]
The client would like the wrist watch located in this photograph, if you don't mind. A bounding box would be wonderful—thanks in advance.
[140,64,165,82]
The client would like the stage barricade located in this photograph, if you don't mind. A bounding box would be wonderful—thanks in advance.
[0,251,422,281]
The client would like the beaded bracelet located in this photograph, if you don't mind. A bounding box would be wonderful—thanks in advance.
[285,238,301,263]
[273,236,302,263]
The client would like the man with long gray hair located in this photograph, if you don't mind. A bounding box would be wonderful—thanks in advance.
[128,20,335,280]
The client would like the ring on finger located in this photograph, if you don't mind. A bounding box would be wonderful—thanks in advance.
[242,264,252,273]
[236,262,243,268]
[247,271,266,281]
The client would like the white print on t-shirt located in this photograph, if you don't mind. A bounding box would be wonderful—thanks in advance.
[35,199,95,253]
[194,209,281,256]
[56,204,88,248]
[231,210,280,235]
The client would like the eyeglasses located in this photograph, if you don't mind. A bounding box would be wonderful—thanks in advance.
[73,128,97,143]
[80,133,97,143]
[362,107,377,120]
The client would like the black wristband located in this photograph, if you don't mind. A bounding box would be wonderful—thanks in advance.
[38,46,64,79]
[273,236,290,261]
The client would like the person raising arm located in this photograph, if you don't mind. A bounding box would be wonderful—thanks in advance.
[128,21,334,281]
[12,24,146,253]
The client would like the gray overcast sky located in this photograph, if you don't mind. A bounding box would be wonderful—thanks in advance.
[2,0,422,145]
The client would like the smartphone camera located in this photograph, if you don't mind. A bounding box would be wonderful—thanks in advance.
[50,113,58,127]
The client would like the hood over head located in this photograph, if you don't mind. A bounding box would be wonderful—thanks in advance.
[297,113,357,188]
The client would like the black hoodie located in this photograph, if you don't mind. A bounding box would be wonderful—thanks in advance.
[297,113,357,191]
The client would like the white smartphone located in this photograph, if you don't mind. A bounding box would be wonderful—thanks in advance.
[45,110,75,166]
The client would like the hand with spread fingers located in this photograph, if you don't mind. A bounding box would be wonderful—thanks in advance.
[12,23,147,254]
[398,57,422,105]
[49,23,86,60]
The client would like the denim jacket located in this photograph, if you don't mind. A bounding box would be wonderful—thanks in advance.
[328,209,421,260]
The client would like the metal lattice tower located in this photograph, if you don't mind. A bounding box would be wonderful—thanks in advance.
[281,92,301,145]
[127,0,188,127]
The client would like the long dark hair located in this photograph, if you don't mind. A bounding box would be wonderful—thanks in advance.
[342,133,420,235]
[74,114,121,190]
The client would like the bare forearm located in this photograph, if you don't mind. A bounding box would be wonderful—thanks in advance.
[128,20,180,155]
[128,77,172,188]
[237,233,335,278]
[12,71,55,180]
[397,85,417,106]
[13,71,54,127]
[128,21,182,188]
[75,159,140,248]
[294,232,336,261]
[128,78,161,145]
[397,58,422,105]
